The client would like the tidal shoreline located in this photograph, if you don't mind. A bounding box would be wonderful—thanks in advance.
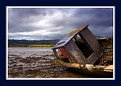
[8,47,86,78]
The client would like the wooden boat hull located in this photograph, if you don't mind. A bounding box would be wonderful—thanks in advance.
[56,59,113,77]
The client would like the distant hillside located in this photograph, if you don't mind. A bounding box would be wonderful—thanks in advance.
[8,39,59,47]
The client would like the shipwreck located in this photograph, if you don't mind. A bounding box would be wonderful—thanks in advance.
[52,25,113,76]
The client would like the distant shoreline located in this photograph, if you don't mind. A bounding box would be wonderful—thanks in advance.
[8,44,53,48]
[8,39,58,48]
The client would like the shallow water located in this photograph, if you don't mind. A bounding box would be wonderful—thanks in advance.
[8,47,53,58]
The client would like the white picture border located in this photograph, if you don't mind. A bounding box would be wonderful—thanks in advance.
[6,6,115,80]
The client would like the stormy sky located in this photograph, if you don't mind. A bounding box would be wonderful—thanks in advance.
[8,7,113,40]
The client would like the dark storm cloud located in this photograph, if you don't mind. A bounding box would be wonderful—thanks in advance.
[8,7,113,40]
